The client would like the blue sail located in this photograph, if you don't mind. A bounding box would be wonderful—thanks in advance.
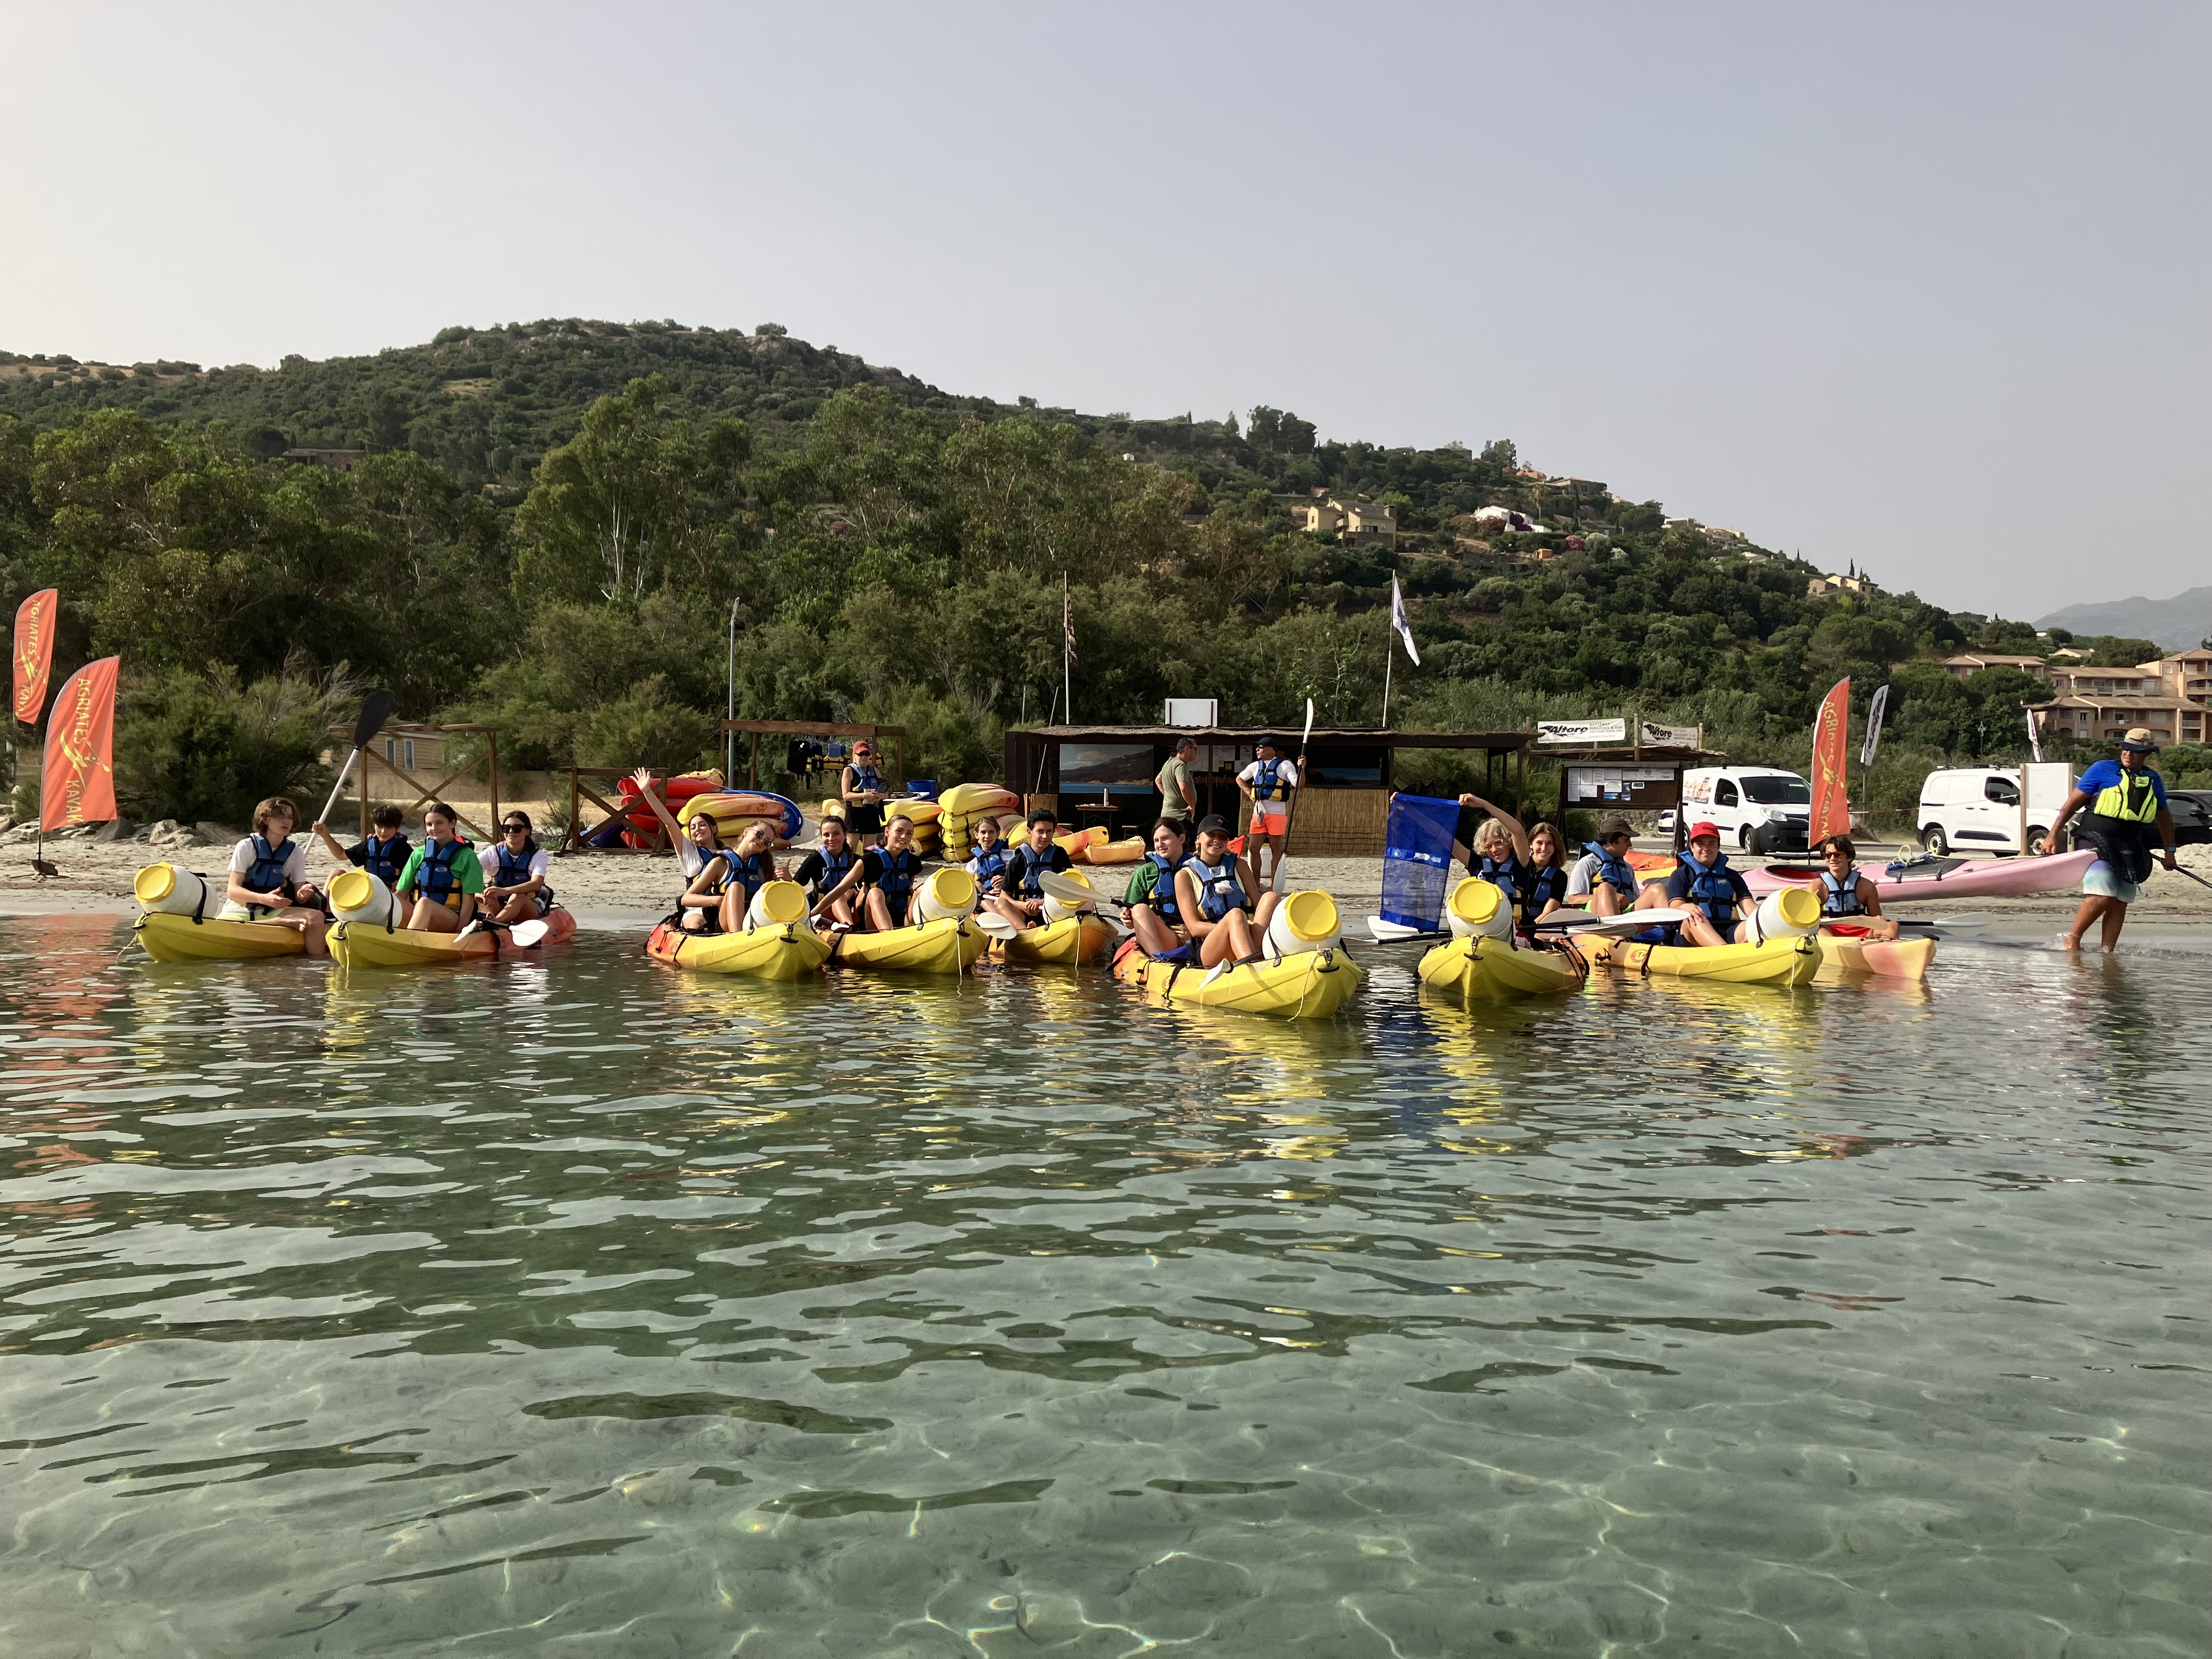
[1380,793,1462,932]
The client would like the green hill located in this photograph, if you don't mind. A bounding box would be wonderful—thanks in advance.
[5,320,2197,826]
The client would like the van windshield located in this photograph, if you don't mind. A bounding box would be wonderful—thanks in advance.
[1741,776,1811,805]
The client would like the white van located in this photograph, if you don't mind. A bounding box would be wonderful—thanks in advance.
[1680,766,1813,854]
[1916,764,2072,857]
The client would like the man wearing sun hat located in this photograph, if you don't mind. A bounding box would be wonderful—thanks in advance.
[2043,727,2178,952]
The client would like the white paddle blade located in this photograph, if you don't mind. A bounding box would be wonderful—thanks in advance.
[1035,870,1099,907]
[972,911,1020,938]
[1538,907,1694,936]
[509,918,551,947]
[1365,916,1437,943]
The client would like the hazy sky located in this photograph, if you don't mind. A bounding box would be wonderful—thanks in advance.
[4,3,2204,617]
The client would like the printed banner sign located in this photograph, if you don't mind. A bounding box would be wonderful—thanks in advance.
[1809,677,1852,843]
[1639,721,1701,747]
[1537,719,1626,745]
[13,588,57,724]
[41,656,119,831]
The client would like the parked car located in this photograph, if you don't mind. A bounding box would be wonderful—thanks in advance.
[2166,788,2212,847]
[1680,766,1812,854]
[1916,764,2072,857]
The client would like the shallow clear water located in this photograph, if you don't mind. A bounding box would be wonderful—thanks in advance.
[1,915,2205,1656]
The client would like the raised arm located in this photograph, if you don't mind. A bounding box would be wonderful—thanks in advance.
[1458,793,1531,862]
[628,768,684,844]
[310,821,353,870]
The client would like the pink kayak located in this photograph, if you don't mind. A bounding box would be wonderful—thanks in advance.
[1745,849,2097,902]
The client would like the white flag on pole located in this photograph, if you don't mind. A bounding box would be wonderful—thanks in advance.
[1389,575,1420,667]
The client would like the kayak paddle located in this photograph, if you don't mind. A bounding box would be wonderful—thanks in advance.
[1532,907,1696,935]
[315,690,397,829]
[1365,916,1443,943]
[1895,913,1993,933]
[508,916,552,947]
[1271,698,1318,895]
[1035,869,1103,909]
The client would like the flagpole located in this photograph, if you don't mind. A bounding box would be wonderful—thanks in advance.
[1062,571,1072,726]
[1382,630,1394,729]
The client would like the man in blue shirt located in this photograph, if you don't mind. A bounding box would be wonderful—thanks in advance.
[2043,727,2177,952]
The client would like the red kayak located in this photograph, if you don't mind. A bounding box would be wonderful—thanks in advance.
[1745,849,2096,902]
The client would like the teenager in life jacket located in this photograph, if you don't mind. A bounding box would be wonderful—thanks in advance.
[393,802,482,933]
[1449,791,1536,917]
[1175,814,1282,968]
[840,740,890,845]
[628,768,735,932]
[313,803,411,889]
[964,812,1012,910]
[222,795,331,957]
[1513,821,1573,936]
[2045,727,2180,952]
[479,811,557,924]
[1637,820,1755,946]
[1811,833,1898,941]
[990,810,1073,933]
[1568,816,1656,918]
[1120,817,1193,961]
[790,813,867,930]
[676,821,781,934]
[859,814,928,930]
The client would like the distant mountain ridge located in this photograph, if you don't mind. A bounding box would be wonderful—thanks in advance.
[2036,586,2212,652]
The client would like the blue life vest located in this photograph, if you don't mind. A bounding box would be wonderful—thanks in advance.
[1677,852,1742,932]
[1142,852,1183,925]
[1007,846,1064,900]
[490,842,554,904]
[244,834,294,897]
[968,843,1009,893]
[809,843,857,895]
[1183,853,1249,922]
[848,763,884,796]
[359,833,409,885]
[414,838,471,907]
[1475,853,1523,914]
[1583,842,1637,901]
[726,851,771,902]
[871,847,924,921]
[1820,868,1865,918]
[1251,757,1291,803]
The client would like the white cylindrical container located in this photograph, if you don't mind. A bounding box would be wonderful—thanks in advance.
[327,867,399,928]
[132,862,211,917]
[914,867,978,924]
[1748,883,1820,941]
[1041,870,1096,923]
[745,879,810,932]
[1264,888,1344,957]
[1444,877,1514,940]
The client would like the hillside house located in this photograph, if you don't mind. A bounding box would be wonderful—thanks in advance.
[1939,653,2050,683]
[2030,649,2212,747]
[1808,571,1879,599]
[1289,494,1397,549]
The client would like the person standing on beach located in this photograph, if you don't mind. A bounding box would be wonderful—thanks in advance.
[840,740,889,845]
[2043,727,2178,952]
[1156,737,1199,829]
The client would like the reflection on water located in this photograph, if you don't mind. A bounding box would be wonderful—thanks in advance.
[1,918,2206,1654]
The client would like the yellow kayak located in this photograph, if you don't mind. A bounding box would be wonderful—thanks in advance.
[1418,933,1587,998]
[329,907,578,970]
[1112,942,1363,1018]
[995,913,1116,967]
[831,916,988,974]
[645,919,831,979]
[1815,931,1936,980]
[1582,931,1820,985]
[134,911,308,962]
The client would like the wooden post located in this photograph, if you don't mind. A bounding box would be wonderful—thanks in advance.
[568,768,580,853]
[487,729,500,834]
[749,730,759,788]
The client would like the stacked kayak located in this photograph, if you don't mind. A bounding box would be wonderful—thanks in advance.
[938,783,1021,852]
[1419,934,1586,998]
[1815,930,1937,980]
[645,882,831,979]
[1582,932,1820,985]
[886,799,943,859]
[330,907,577,969]
[132,862,308,962]
[1745,850,2095,902]
[655,789,802,848]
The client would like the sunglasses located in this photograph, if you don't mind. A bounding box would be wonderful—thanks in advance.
[503,822,531,832]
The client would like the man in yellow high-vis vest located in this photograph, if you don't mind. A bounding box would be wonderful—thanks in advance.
[2044,727,2178,952]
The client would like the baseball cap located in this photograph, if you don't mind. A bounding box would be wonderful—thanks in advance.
[1688,820,1722,840]
[1195,814,1233,838]
[1597,816,1633,840]
[2119,727,2159,754]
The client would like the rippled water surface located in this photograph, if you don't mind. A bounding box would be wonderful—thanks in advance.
[1,915,2205,1656]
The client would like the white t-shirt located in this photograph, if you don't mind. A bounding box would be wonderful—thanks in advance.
[478,846,549,887]
[1566,851,1605,898]
[1237,759,1299,804]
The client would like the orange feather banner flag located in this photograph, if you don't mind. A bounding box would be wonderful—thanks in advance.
[1808,676,1852,844]
[12,588,58,724]
[42,656,120,831]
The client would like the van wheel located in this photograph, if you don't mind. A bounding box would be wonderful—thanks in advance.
[2025,825,2049,856]
[1739,827,1757,853]
[1921,826,1948,856]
